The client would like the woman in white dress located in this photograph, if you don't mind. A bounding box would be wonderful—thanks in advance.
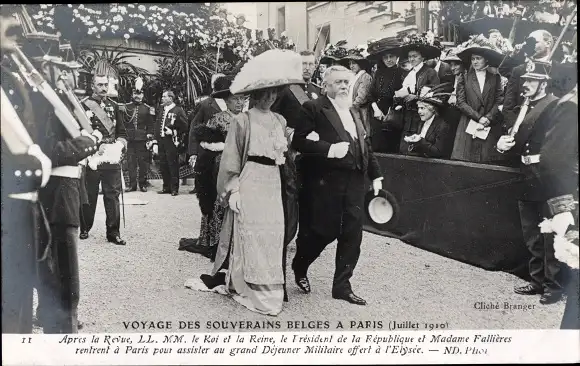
[211,50,304,316]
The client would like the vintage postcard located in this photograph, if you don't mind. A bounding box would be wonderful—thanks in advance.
[1,2,578,365]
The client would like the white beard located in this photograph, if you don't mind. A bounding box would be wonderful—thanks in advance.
[333,94,352,110]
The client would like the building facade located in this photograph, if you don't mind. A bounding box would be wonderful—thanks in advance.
[256,1,432,54]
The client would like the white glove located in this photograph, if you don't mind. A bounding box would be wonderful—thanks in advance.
[152,144,158,155]
[229,191,241,214]
[91,129,103,143]
[306,131,320,142]
[372,178,383,196]
[496,135,515,152]
[27,144,52,188]
[164,126,173,136]
[553,234,579,269]
[327,142,350,159]
[189,155,197,168]
[551,212,575,236]
[371,102,383,118]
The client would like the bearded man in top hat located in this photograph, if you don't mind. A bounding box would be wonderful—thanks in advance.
[79,74,128,245]
[291,65,383,305]
[120,77,155,192]
[496,60,572,305]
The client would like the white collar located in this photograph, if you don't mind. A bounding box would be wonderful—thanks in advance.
[413,62,424,73]
[423,115,435,126]
[164,102,176,111]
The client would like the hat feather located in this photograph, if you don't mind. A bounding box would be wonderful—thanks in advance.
[135,77,143,92]
[230,49,303,95]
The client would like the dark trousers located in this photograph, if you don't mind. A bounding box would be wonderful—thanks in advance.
[36,225,80,334]
[518,200,562,291]
[81,168,122,238]
[292,170,365,294]
[127,141,150,189]
[158,136,179,192]
[560,268,580,329]
[1,198,35,333]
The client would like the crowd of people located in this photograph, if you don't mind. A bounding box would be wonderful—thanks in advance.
[1,3,578,336]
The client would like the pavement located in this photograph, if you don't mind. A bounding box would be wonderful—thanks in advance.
[34,180,567,333]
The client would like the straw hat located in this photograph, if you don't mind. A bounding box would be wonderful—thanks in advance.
[441,48,463,63]
[229,49,305,95]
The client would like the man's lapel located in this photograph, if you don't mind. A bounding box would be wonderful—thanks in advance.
[321,96,350,142]
[350,107,367,156]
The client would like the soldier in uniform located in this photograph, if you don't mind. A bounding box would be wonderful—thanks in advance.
[31,56,103,333]
[496,60,570,305]
[79,74,128,245]
[120,77,155,192]
[1,10,52,333]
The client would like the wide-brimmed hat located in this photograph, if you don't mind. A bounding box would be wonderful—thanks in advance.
[521,59,552,80]
[342,47,371,69]
[416,83,453,107]
[397,33,442,61]
[456,34,505,68]
[364,189,400,231]
[320,40,349,65]
[366,36,402,60]
[229,49,305,95]
[211,75,234,98]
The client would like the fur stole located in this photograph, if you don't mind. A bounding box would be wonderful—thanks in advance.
[192,124,225,144]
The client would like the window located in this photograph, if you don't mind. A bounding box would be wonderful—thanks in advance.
[277,6,286,36]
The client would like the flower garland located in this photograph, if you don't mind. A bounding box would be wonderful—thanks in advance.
[29,4,295,62]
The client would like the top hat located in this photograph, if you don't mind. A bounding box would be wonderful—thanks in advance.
[364,188,400,231]
[521,59,551,80]
[366,36,402,60]
[211,75,234,99]
[230,49,305,95]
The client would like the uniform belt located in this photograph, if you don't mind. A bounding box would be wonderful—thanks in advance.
[51,165,82,179]
[521,154,541,165]
[8,191,38,202]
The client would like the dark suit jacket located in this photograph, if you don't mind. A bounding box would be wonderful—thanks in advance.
[187,97,222,155]
[272,82,321,130]
[155,104,188,140]
[413,63,441,93]
[456,68,504,124]
[436,61,455,84]
[292,95,382,237]
[540,91,578,203]
[399,115,452,158]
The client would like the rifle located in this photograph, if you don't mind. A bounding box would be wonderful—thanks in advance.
[8,46,85,138]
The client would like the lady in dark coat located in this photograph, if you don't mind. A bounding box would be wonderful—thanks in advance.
[451,44,505,164]
[366,37,405,153]
[393,35,442,154]
[183,75,246,260]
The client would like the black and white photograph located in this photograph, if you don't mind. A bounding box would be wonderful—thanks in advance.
[1,1,578,364]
